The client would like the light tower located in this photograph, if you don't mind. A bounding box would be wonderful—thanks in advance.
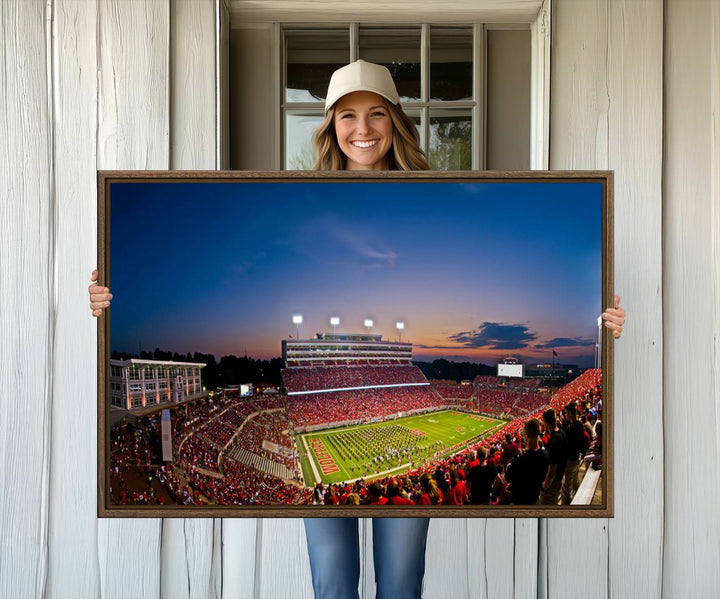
[293,314,303,340]
[364,318,373,333]
[596,315,602,369]
[330,316,340,333]
[396,321,405,341]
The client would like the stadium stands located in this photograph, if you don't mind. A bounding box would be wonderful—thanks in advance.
[285,386,444,427]
[109,339,604,507]
[282,364,428,393]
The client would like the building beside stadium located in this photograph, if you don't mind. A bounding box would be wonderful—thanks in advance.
[110,358,206,411]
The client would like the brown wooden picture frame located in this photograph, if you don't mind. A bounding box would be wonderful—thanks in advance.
[98,170,613,518]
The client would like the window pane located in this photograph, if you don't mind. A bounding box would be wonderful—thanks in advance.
[285,112,324,169]
[401,108,423,150]
[429,109,472,170]
[430,27,473,101]
[359,28,421,102]
[286,30,349,103]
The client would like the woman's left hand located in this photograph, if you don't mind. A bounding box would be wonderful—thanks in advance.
[601,295,626,339]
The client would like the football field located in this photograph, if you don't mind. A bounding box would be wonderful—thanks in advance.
[298,410,506,486]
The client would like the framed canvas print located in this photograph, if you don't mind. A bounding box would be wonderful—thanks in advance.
[97,170,614,518]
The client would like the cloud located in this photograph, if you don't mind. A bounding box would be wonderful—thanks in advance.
[447,322,538,350]
[534,337,595,349]
[331,228,397,269]
[230,251,267,275]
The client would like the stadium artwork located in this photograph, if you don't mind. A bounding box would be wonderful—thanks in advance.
[97,170,614,518]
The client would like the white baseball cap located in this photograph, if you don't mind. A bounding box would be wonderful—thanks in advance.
[324,60,400,112]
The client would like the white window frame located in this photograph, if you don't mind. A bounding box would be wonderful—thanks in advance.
[281,23,485,170]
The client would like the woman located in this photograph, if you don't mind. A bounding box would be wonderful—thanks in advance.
[416,472,442,505]
[89,60,627,599]
[301,60,432,599]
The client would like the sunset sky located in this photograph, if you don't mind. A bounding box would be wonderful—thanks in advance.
[110,179,603,367]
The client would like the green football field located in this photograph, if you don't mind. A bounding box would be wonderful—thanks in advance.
[298,410,507,486]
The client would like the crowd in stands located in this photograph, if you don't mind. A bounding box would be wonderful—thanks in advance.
[507,391,549,417]
[183,459,312,505]
[110,360,603,508]
[282,364,428,393]
[110,417,161,473]
[310,368,604,507]
[285,386,444,427]
[473,375,499,386]
[233,414,297,471]
[179,435,221,470]
[110,390,312,506]
[509,377,541,389]
[466,387,542,417]
[431,383,476,400]
[197,420,236,447]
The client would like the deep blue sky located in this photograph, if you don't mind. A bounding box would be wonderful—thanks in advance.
[110,180,603,366]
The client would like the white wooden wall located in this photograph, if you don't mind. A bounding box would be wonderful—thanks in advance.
[1,0,718,597]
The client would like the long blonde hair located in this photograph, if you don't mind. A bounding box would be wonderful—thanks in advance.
[312,100,430,171]
[419,472,441,504]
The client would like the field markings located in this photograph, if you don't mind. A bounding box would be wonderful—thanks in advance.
[300,435,321,484]
[299,411,507,485]
[304,432,353,483]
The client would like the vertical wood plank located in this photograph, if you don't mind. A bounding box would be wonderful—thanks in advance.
[221,519,258,599]
[96,0,169,170]
[96,1,169,596]
[424,517,518,599]
[256,518,314,599]
[421,519,471,598]
[161,2,220,598]
[0,1,52,598]
[547,2,610,596]
[512,519,538,599]
[551,1,665,597]
[663,1,720,596]
[606,1,664,597]
[47,0,101,596]
[169,0,217,170]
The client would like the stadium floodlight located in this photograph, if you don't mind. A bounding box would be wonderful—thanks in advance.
[596,316,602,369]
[396,321,405,341]
[364,318,373,332]
[293,314,303,339]
[330,316,340,333]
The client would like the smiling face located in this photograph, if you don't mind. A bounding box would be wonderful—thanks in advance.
[333,90,394,170]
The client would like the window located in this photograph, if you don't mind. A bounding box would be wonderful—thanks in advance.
[283,25,479,171]
[145,382,156,392]
[127,366,140,380]
[230,22,532,170]
[111,365,123,377]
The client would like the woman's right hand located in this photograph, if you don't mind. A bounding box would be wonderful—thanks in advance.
[89,269,112,316]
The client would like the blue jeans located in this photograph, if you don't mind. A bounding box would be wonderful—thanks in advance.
[304,517,430,599]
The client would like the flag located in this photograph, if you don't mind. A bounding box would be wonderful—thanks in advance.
[552,349,558,356]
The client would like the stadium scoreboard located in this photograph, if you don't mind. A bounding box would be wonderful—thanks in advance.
[497,362,524,378]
